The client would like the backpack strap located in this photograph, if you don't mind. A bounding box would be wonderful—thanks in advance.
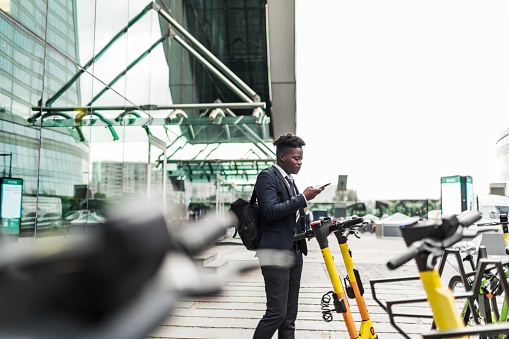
[251,166,279,204]
[250,187,257,204]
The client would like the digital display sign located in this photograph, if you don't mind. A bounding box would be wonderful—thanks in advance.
[441,175,473,216]
[0,178,23,234]
[465,176,474,212]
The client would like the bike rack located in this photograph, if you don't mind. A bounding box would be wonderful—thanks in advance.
[437,247,486,326]
[370,275,431,339]
[421,321,509,339]
[370,275,421,313]
[370,247,489,338]
[380,258,509,339]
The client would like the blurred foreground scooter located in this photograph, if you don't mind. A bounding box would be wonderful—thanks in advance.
[0,205,293,339]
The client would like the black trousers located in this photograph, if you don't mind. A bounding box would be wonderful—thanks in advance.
[253,246,303,339]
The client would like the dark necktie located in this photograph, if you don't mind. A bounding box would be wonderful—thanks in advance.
[286,176,300,222]
[286,176,296,196]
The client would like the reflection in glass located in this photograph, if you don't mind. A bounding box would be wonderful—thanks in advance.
[0,1,11,12]
[1,0,266,239]
[1,0,88,237]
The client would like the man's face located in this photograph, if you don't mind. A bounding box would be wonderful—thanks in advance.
[280,147,303,175]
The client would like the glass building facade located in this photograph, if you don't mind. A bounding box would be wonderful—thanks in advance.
[0,0,89,235]
[0,0,273,237]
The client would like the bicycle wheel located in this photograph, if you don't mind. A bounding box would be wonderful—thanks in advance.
[449,275,498,339]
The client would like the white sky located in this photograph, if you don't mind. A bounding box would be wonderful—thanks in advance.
[76,1,509,202]
[294,0,509,201]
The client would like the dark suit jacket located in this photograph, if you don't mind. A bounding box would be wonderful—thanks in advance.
[254,166,308,255]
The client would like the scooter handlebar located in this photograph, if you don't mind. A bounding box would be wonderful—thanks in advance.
[341,217,364,228]
[458,212,482,228]
[387,242,422,270]
[292,216,364,241]
[293,228,315,241]
[293,232,306,241]
[387,212,484,270]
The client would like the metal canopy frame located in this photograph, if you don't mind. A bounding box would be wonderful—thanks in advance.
[162,158,275,182]
[30,1,266,128]
[27,1,275,181]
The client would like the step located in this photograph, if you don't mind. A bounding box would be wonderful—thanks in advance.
[193,252,218,266]
[200,258,229,274]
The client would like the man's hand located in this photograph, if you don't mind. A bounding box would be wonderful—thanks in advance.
[302,186,324,201]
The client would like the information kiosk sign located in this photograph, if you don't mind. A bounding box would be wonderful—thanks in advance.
[441,175,473,216]
[0,178,23,234]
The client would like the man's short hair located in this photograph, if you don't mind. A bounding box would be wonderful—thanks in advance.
[273,133,305,156]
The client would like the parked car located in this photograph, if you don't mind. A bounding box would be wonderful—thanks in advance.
[21,210,62,235]
[20,196,62,235]
[63,210,88,228]
[37,212,62,230]
[476,194,509,220]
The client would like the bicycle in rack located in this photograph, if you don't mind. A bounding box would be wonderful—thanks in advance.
[446,214,509,338]
[385,211,509,339]
[293,216,378,339]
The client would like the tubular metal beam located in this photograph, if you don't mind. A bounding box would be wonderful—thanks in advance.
[223,107,274,156]
[39,112,85,141]
[87,33,170,106]
[77,112,119,141]
[253,142,275,157]
[265,3,273,103]
[154,3,258,100]
[31,102,265,113]
[44,2,156,107]
[169,30,253,103]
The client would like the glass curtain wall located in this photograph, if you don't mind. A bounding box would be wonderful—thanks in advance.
[0,0,179,238]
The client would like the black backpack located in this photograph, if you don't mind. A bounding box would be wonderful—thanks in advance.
[230,167,278,250]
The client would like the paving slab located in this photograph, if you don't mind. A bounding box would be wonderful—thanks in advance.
[146,232,467,339]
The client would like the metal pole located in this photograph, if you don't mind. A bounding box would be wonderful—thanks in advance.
[170,31,253,103]
[155,4,258,100]
[147,141,151,199]
[163,146,167,215]
[265,4,273,103]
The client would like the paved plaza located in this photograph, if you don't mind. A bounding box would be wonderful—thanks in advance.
[147,231,464,339]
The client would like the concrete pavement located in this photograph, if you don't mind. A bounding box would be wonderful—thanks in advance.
[147,231,463,339]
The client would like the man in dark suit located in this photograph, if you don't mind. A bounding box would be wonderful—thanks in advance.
[253,133,324,339]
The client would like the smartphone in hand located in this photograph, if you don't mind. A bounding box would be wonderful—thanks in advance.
[313,183,331,189]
